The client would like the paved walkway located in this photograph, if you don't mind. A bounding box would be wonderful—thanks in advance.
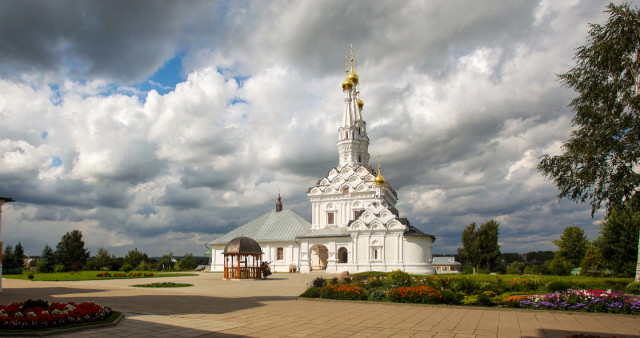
[1,273,639,337]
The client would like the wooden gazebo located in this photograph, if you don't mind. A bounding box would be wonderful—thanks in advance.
[223,237,263,279]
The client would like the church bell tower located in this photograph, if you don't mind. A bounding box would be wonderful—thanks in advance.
[337,45,370,167]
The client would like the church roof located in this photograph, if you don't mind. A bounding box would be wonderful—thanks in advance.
[209,209,312,244]
[297,226,350,239]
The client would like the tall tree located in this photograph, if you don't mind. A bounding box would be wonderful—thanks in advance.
[458,220,502,272]
[13,243,25,269]
[38,244,56,273]
[123,248,149,268]
[537,3,640,281]
[55,230,90,271]
[458,223,481,272]
[594,203,640,276]
[2,245,16,270]
[553,226,588,267]
[581,246,606,275]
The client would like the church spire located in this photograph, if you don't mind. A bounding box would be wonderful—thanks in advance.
[337,45,370,167]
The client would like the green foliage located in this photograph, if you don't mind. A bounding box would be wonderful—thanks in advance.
[544,255,574,276]
[440,289,459,304]
[53,264,65,273]
[21,299,49,312]
[537,2,640,215]
[594,203,640,276]
[300,287,321,298]
[502,253,524,264]
[581,246,606,275]
[367,288,387,301]
[523,264,548,275]
[387,270,412,286]
[37,244,56,273]
[2,245,17,272]
[123,248,149,268]
[178,253,198,271]
[458,220,501,271]
[525,251,555,264]
[121,263,133,273]
[506,261,525,275]
[55,230,90,271]
[157,252,175,271]
[546,280,572,292]
[625,282,640,295]
[553,226,588,267]
[134,261,151,271]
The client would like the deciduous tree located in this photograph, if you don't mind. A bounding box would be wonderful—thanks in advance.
[594,203,640,276]
[553,226,588,267]
[537,2,640,282]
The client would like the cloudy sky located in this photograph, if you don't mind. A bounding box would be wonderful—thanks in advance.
[0,0,614,257]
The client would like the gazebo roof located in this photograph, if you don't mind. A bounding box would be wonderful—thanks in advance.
[223,237,263,254]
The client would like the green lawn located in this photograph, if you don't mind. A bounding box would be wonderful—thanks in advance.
[3,271,198,281]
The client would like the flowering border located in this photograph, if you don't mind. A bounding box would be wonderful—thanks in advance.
[0,301,113,330]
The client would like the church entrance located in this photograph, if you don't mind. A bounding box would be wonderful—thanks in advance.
[310,244,328,270]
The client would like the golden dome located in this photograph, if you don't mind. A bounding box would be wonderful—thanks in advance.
[342,77,354,90]
[348,71,359,85]
[357,98,364,109]
[375,173,385,186]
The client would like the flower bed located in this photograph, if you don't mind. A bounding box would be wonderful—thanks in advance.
[96,272,154,278]
[0,300,113,330]
[505,289,640,315]
[299,273,640,314]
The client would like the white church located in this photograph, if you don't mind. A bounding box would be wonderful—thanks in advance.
[208,48,435,274]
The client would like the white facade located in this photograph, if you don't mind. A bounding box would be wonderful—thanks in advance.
[209,49,435,275]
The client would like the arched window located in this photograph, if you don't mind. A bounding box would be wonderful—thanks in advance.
[343,187,349,195]
[370,240,382,261]
[338,247,348,263]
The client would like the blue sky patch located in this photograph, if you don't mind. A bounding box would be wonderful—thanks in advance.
[50,156,63,168]
[135,53,186,96]
[41,131,48,140]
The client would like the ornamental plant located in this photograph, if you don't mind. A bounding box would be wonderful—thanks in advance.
[510,289,640,315]
[0,300,112,330]
[387,285,442,304]
[319,284,367,300]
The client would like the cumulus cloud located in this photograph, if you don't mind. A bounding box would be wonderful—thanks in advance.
[0,0,613,256]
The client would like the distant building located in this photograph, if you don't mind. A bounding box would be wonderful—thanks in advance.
[432,257,461,274]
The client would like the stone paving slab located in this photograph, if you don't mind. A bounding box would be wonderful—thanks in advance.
[1,272,640,337]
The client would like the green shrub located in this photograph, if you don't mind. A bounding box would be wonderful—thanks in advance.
[545,280,571,292]
[387,270,412,287]
[452,277,482,294]
[134,261,150,271]
[22,299,49,311]
[369,278,383,288]
[476,292,494,306]
[367,288,387,301]
[440,289,459,304]
[300,287,321,298]
[27,272,35,280]
[625,282,640,295]
[461,266,474,274]
[121,263,134,273]
[53,264,66,273]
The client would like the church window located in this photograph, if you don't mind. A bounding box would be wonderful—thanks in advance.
[327,212,335,225]
[345,132,348,139]
[338,247,348,263]
[370,241,382,261]
[277,247,284,261]
[354,210,363,219]
[343,187,349,195]
[374,249,378,260]
[358,155,361,162]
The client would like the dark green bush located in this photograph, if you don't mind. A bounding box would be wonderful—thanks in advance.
[369,278,383,288]
[440,289,459,304]
[22,299,49,311]
[546,280,572,292]
[387,270,412,287]
[121,263,134,273]
[300,287,321,298]
[476,293,493,306]
[625,282,640,295]
[452,278,482,294]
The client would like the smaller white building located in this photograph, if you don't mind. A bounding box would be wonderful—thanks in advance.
[208,196,312,273]
[432,257,461,274]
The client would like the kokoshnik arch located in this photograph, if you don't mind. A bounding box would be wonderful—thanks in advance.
[208,47,436,274]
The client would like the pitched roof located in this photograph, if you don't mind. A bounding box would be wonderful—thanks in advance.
[209,209,312,244]
[297,226,349,239]
[432,257,460,265]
